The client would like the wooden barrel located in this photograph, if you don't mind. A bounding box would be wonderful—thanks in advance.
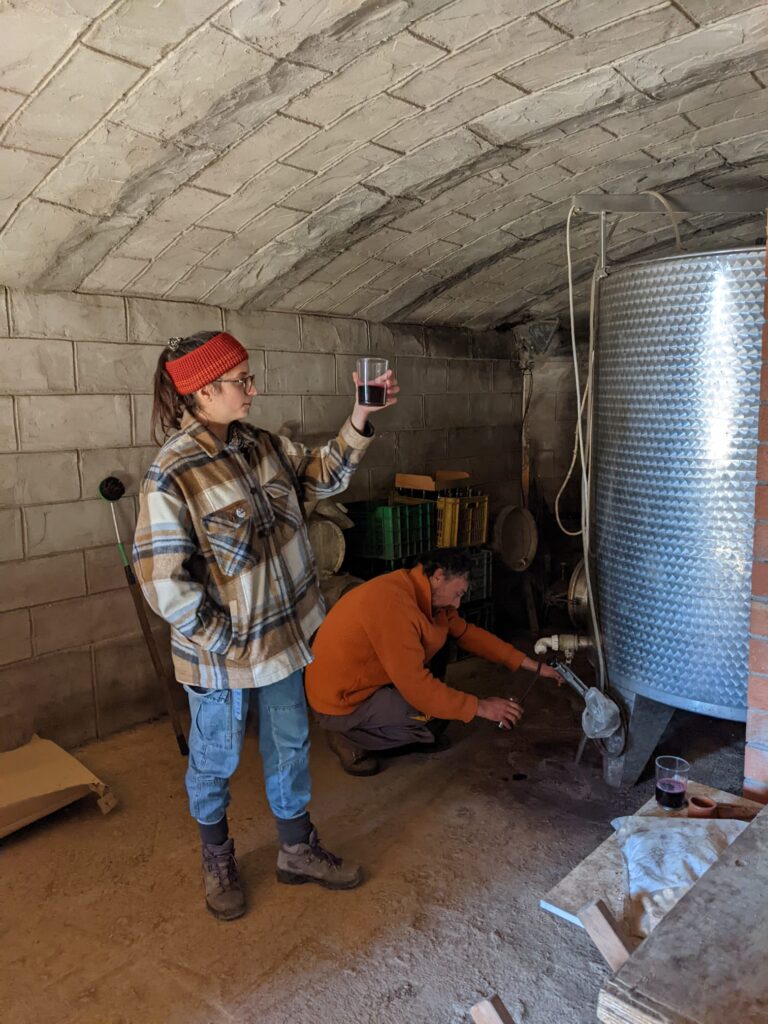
[492,504,538,571]
[308,518,345,575]
[319,573,364,609]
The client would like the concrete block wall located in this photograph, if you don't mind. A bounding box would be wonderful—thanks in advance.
[0,288,521,751]
[524,354,580,511]
[745,236,768,803]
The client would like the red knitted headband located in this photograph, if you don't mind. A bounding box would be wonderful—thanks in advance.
[165,332,249,395]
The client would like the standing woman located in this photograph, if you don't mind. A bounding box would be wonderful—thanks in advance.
[133,330,397,920]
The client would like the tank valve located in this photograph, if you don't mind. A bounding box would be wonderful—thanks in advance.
[534,633,592,663]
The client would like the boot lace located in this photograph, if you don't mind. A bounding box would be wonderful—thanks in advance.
[308,830,342,869]
[208,848,238,890]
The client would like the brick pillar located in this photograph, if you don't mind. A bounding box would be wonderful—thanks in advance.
[745,225,768,803]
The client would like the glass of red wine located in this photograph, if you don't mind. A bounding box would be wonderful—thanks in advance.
[356,357,389,407]
[655,755,690,810]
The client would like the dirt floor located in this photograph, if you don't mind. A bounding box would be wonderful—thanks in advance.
[2,660,746,1024]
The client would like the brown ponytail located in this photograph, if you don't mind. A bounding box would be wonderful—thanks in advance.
[150,331,220,444]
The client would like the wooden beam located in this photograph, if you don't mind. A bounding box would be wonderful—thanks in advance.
[577,898,634,972]
[471,995,517,1024]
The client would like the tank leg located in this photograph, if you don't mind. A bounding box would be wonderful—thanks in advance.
[603,690,675,788]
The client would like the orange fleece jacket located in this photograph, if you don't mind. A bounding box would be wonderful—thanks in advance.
[306,565,527,722]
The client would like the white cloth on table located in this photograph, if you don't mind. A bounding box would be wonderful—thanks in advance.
[611,816,747,938]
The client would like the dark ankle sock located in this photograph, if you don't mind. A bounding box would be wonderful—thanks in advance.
[275,812,312,847]
[198,815,228,846]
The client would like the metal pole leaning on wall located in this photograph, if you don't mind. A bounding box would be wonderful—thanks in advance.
[98,476,188,757]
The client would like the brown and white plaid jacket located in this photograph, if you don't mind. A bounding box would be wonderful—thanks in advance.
[133,410,372,689]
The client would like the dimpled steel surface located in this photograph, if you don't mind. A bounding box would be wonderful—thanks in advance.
[593,249,765,720]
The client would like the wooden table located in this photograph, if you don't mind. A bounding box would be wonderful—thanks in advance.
[597,805,768,1023]
[540,781,760,930]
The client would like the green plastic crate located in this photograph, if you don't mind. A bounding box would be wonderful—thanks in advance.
[346,502,402,560]
[466,549,492,602]
[346,501,434,560]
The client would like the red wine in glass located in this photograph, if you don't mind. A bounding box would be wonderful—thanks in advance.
[357,384,386,407]
[655,779,686,809]
[356,357,389,407]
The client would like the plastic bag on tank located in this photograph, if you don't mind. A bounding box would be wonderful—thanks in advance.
[581,687,621,738]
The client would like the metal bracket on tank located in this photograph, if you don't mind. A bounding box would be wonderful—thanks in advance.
[598,211,609,279]
[574,192,768,215]
[576,191,768,280]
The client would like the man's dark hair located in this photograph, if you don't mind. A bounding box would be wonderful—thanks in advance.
[420,548,473,579]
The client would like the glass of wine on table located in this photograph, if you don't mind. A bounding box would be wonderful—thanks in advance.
[655,755,690,810]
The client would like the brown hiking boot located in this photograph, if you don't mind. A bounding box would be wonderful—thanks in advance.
[202,838,245,920]
[326,731,379,776]
[276,829,362,890]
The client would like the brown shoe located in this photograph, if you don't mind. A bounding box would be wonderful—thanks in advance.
[202,838,245,920]
[326,731,379,776]
[276,829,362,890]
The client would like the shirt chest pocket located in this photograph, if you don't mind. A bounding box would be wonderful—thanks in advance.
[263,476,303,531]
[202,500,264,578]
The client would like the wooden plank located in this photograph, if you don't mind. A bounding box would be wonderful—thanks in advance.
[577,899,634,972]
[598,988,691,1024]
[597,807,768,1024]
[471,995,517,1024]
[540,831,628,928]
[540,782,761,928]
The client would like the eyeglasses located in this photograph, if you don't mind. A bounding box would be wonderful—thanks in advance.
[210,374,256,392]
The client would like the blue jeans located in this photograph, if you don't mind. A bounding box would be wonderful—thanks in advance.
[184,670,311,827]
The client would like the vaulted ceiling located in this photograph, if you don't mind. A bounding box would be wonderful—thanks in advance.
[2,0,767,329]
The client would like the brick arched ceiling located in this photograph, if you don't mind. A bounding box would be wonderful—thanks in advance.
[1,0,766,328]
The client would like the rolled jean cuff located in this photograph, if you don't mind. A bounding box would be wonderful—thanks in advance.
[197,815,228,846]
[275,811,312,847]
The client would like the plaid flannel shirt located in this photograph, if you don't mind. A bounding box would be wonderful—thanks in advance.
[133,410,373,689]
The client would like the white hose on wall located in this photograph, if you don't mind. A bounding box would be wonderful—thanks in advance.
[564,205,607,691]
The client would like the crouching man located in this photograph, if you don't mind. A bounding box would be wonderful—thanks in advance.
[305,550,563,776]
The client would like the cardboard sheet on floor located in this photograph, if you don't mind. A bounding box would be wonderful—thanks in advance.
[0,734,117,838]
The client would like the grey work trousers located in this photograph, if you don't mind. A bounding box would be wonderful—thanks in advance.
[314,685,436,751]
